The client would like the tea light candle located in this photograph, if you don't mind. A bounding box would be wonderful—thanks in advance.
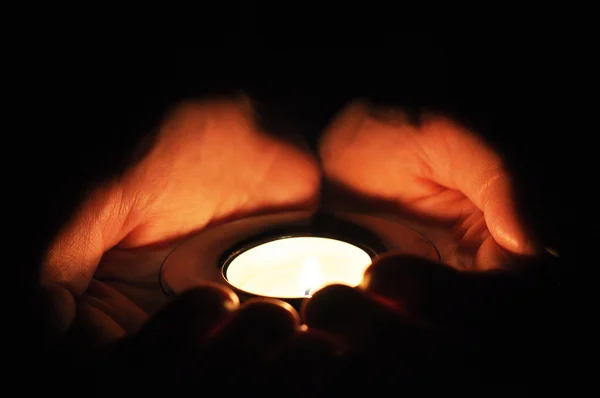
[223,236,373,299]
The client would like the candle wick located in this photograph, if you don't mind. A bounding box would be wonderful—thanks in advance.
[304,287,311,296]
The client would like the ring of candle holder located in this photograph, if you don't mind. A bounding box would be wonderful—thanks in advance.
[160,210,440,310]
[219,212,388,267]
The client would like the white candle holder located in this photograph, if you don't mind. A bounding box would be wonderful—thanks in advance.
[159,211,439,310]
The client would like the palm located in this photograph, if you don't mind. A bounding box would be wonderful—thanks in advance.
[44,99,320,344]
[319,102,535,270]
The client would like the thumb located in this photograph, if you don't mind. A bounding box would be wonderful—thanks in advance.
[419,115,541,256]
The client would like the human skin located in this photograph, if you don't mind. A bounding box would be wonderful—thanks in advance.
[39,97,542,389]
[318,101,539,270]
[42,97,321,342]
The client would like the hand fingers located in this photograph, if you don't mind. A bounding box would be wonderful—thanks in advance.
[360,252,553,383]
[319,101,540,257]
[144,296,300,391]
[361,253,530,330]
[475,234,518,269]
[301,284,457,383]
[103,282,239,366]
[135,282,240,353]
[303,254,544,385]
[360,253,467,327]
[38,281,77,339]
[89,286,304,394]
[183,298,301,393]
[80,282,239,395]
[200,297,300,363]
[302,284,435,353]
[414,114,540,256]
[43,183,127,296]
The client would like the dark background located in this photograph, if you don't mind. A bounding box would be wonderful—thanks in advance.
[18,31,579,387]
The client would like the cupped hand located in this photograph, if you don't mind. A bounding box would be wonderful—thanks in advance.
[42,97,321,344]
[319,101,541,270]
[309,102,554,387]
[85,283,340,395]
[303,253,557,389]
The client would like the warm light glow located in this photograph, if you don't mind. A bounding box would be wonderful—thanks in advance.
[299,257,324,296]
[225,237,372,299]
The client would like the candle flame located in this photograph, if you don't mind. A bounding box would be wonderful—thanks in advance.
[300,257,324,297]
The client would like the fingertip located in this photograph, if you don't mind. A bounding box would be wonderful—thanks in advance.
[300,284,351,319]
[206,297,301,348]
[363,252,454,280]
[484,193,542,257]
[361,253,460,304]
[201,297,302,372]
[38,281,77,338]
[174,282,240,312]
[187,281,240,309]
[474,237,515,270]
[302,284,371,332]
[302,282,439,367]
[238,297,302,328]
[360,253,476,325]
[139,282,240,344]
